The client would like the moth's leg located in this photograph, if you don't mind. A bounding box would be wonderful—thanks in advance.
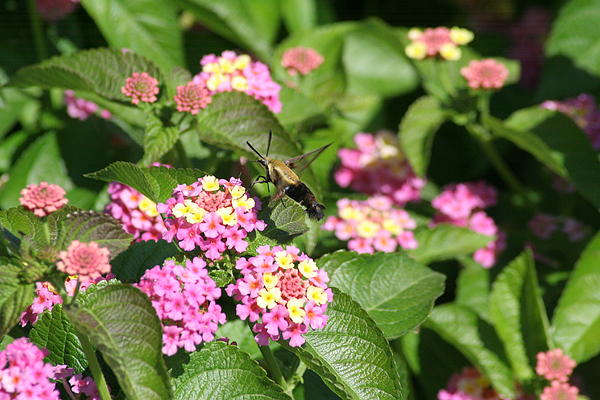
[250,175,269,188]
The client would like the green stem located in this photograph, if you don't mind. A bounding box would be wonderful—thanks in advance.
[27,0,47,61]
[174,140,192,168]
[77,333,111,400]
[286,360,307,395]
[258,344,286,388]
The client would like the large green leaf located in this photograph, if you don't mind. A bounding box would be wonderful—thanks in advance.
[172,341,290,400]
[85,162,208,204]
[142,113,180,165]
[29,305,87,373]
[0,132,72,209]
[552,232,600,362]
[489,250,551,380]
[65,284,171,400]
[111,240,178,283]
[281,0,316,34]
[456,257,490,322]
[286,289,406,400]
[425,304,515,398]
[399,96,446,177]
[505,107,600,208]
[80,0,183,73]
[317,251,445,339]
[0,261,34,337]
[408,224,493,264]
[11,49,162,101]
[342,19,418,98]
[546,0,600,77]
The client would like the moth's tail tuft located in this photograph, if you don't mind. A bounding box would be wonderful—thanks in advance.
[307,203,325,220]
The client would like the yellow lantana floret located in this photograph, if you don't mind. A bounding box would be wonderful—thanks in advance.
[216,207,238,226]
[219,58,235,73]
[298,259,318,279]
[357,221,379,238]
[231,76,248,91]
[275,251,294,269]
[440,43,461,61]
[234,54,251,70]
[257,288,282,309]
[287,298,306,324]
[340,207,361,220]
[407,28,423,41]
[306,286,327,305]
[232,195,255,210]
[138,196,159,217]
[405,42,427,60]
[206,74,224,91]
[203,62,220,74]
[172,202,191,218]
[202,175,221,192]
[382,219,401,235]
[262,273,278,289]
[229,185,246,199]
[450,27,474,45]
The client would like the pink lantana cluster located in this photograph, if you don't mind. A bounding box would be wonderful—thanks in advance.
[121,72,160,104]
[158,176,266,260]
[541,94,600,150]
[56,240,111,282]
[105,182,165,241]
[405,27,473,61]
[136,258,226,356]
[281,47,324,76]
[193,50,282,113]
[536,349,579,400]
[53,365,101,400]
[335,132,426,205]
[19,182,68,217]
[528,214,586,242]
[461,59,509,89]
[431,181,504,268]
[36,0,79,22]
[173,82,212,115]
[0,338,60,400]
[226,246,333,347]
[438,367,529,400]
[323,196,418,254]
[64,90,111,121]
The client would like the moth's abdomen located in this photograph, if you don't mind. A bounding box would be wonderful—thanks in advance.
[284,182,325,220]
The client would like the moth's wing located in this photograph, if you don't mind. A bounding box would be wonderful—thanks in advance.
[285,143,332,173]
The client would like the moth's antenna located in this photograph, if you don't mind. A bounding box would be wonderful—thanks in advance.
[246,141,264,159]
[266,130,272,157]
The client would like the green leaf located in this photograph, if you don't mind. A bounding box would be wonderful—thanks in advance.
[505,107,600,208]
[0,261,34,337]
[285,289,406,400]
[456,257,490,322]
[552,232,600,362]
[0,130,28,172]
[111,240,178,283]
[546,0,600,78]
[489,250,552,380]
[29,305,87,373]
[399,96,446,177]
[11,48,162,101]
[281,0,316,34]
[0,132,72,209]
[85,162,208,204]
[172,341,291,400]
[425,304,515,398]
[142,113,180,165]
[80,0,183,73]
[65,284,172,400]
[215,320,279,360]
[317,251,445,339]
[342,19,418,98]
[408,224,493,264]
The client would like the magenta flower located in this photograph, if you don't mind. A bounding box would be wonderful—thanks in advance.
[226,246,333,347]
[536,349,576,382]
[36,0,79,22]
[0,338,60,399]
[281,47,324,76]
[64,90,110,121]
[121,72,160,104]
[540,381,579,400]
[437,367,529,400]
[529,213,559,239]
[335,131,426,205]
[323,196,418,254]
[461,59,509,89]
[174,81,212,114]
[158,176,265,261]
[56,240,111,281]
[193,50,282,113]
[541,94,600,150]
[136,258,226,355]
[19,182,68,217]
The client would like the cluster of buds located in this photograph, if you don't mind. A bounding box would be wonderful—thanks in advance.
[541,94,600,150]
[193,50,282,113]
[405,27,474,61]
[56,240,111,282]
[136,258,226,355]
[536,349,579,400]
[528,213,586,242]
[431,181,504,268]
[226,246,333,347]
[323,196,418,254]
[281,46,324,76]
[19,182,68,217]
[335,132,425,205]
[438,367,530,400]
[158,176,266,260]
[461,59,509,90]
[121,72,160,104]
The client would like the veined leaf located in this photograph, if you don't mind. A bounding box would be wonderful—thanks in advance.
[456,257,490,322]
[142,113,180,165]
[111,240,178,283]
[0,261,34,337]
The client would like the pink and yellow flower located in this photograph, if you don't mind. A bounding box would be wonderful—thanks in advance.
[405,26,473,60]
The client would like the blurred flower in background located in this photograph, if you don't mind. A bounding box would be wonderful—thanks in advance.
[541,94,600,150]
[36,0,79,21]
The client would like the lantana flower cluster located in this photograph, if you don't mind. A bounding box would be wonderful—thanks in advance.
[536,349,579,400]
[281,47,324,76]
[106,182,166,241]
[405,26,474,61]
[226,246,333,347]
[0,338,60,400]
[323,196,418,254]
[54,365,101,400]
[64,90,111,121]
[19,182,68,217]
[56,240,111,282]
[461,59,509,89]
[158,176,266,260]
[335,132,425,205]
[528,213,586,242]
[136,258,226,355]
[431,181,504,268]
[438,367,529,400]
[193,50,282,113]
[541,94,600,150]
[121,72,160,104]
